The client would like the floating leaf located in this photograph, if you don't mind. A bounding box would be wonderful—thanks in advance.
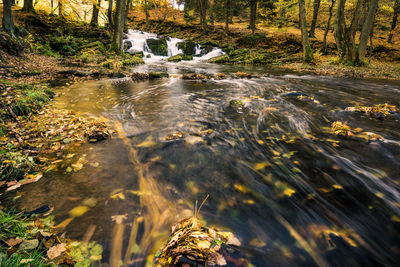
[69,206,89,217]
[136,140,156,148]
[253,162,270,170]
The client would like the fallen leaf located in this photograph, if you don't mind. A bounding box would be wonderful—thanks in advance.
[47,243,67,259]
[69,206,89,217]
[5,238,23,247]
[19,239,39,250]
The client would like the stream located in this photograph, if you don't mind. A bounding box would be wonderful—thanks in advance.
[8,50,400,265]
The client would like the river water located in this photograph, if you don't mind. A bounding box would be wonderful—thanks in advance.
[12,60,400,266]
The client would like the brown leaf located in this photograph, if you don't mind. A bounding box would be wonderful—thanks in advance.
[5,238,23,247]
[47,243,67,259]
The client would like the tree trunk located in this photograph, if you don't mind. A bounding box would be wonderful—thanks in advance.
[334,0,346,57]
[90,0,101,27]
[112,0,126,54]
[225,0,231,33]
[124,0,131,29]
[199,0,207,31]
[249,0,257,34]
[388,0,400,43]
[356,0,379,64]
[343,0,363,63]
[309,0,321,37]
[2,0,14,35]
[59,0,64,18]
[145,0,150,28]
[22,0,35,13]
[298,0,313,63]
[108,0,114,29]
[323,0,336,52]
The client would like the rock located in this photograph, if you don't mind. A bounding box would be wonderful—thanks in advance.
[215,73,227,80]
[234,72,253,79]
[167,53,193,62]
[131,72,149,81]
[281,92,308,98]
[123,40,132,51]
[146,38,168,56]
[182,73,209,80]
[207,55,230,64]
[148,72,169,79]
[110,77,133,88]
[177,41,197,55]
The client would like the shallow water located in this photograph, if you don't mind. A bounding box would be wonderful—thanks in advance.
[12,61,400,266]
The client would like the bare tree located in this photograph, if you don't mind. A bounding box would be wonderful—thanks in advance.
[249,0,258,34]
[309,0,321,37]
[388,0,400,43]
[90,0,101,27]
[2,0,14,35]
[323,0,336,52]
[112,0,126,53]
[299,0,313,62]
[22,0,35,13]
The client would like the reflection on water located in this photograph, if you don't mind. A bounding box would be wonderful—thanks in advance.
[12,62,400,266]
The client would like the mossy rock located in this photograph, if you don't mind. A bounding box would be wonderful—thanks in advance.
[236,34,268,47]
[146,38,168,56]
[168,54,193,62]
[207,55,230,64]
[122,56,144,66]
[177,41,197,55]
[148,72,169,79]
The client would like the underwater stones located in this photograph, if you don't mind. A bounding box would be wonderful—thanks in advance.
[234,72,253,79]
[177,41,197,55]
[110,77,133,88]
[148,72,169,79]
[146,38,168,56]
[131,72,149,81]
[281,91,308,98]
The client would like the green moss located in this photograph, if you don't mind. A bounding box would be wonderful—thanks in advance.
[177,41,197,55]
[167,54,193,62]
[122,56,145,66]
[146,38,168,56]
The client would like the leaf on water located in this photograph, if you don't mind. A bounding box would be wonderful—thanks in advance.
[5,238,23,247]
[375,192,385,198]
[332,184,343,190]
[257,140,264,145]
[19,239,39,250]
[111,214,128,224]
[234,184,249,193]
[136,140,156,148]
[249,238,267,248]
[283,188,296,197]
[90,162,99,167]
[69,206,89,217]
[82,198,97,207]
[391,215,400,223]
[185,136,204,145]
[54,217,74,229]
[243,199,255,205]
[253,162,270,170]
[110,192,125,200]
[292,167,301,173]
[66,167,73,172]
[47,243,67,259]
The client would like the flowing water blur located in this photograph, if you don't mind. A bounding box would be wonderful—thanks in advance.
[12,61,400,266]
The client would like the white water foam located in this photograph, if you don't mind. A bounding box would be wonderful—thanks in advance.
[123,29,224,62]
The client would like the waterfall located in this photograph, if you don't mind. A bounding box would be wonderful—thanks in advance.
[123,29,224,61]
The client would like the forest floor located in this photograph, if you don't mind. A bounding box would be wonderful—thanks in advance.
[129,9,400,80]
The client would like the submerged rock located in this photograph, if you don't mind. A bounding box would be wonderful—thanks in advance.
[181,73,210,80]
[148,72,169,79]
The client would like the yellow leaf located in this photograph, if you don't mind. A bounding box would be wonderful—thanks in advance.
[249,238,267,247]
[110,192,125,200]
[254,162,270,170]
[257,140,264,145]
[136,140,156,148]
[68,206,89,217]
[197,240,211,249]
[234,184,249,193]
[283,188,296,197]
[391,215,400,223]
[332,184,343,190]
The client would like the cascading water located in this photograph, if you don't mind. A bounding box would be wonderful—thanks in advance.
[123,29,224,61]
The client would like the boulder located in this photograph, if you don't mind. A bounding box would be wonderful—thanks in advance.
[207,55,229,64]
[168,53,193,62]
[177,41,197,55]
[148,72,169,79]
[146,38,168,56]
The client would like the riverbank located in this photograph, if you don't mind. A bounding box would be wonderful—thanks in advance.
[128,11,400,80]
